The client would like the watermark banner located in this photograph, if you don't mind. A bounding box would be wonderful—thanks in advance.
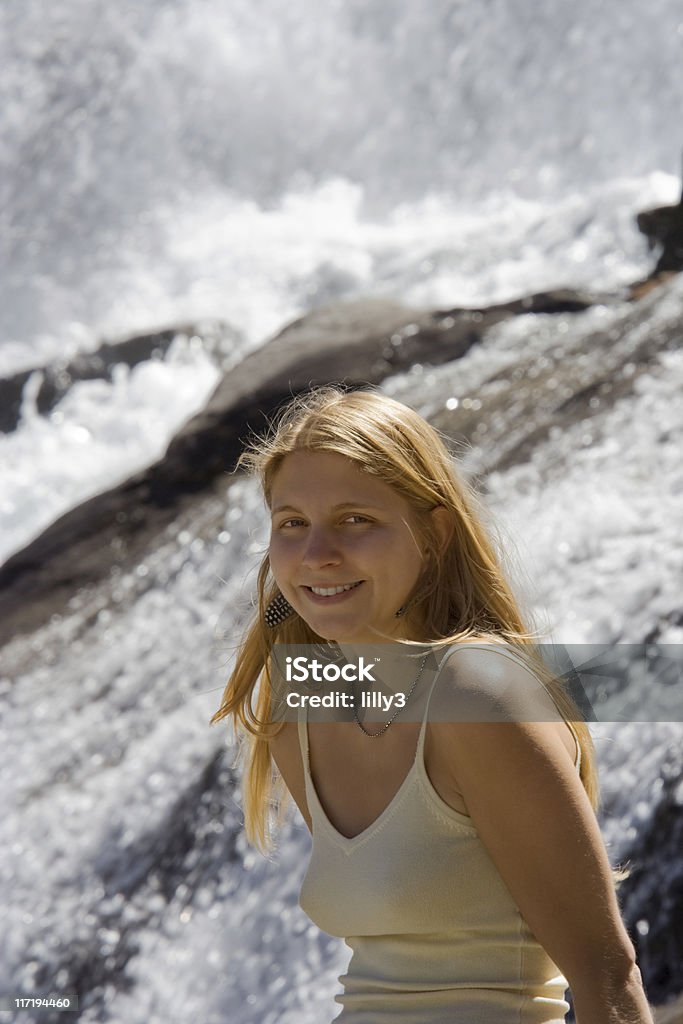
[267,643,683,724]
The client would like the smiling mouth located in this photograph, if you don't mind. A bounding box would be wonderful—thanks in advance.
[304,581,364,597]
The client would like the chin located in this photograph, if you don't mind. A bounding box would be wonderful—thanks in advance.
[295,614,340,640]
[313,626,339,641]
[310,621,363,644]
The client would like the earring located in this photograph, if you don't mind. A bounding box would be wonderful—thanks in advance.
[395,592,422,618]
[264,591,296,628]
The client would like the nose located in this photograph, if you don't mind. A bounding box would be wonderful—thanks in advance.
[301,526,342,568]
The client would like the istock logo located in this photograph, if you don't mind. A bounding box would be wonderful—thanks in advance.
[285,655,377,683]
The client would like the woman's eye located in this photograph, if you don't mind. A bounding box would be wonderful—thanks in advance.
[275,515,372,529]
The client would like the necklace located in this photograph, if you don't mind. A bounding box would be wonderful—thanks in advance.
[353,652,429,738]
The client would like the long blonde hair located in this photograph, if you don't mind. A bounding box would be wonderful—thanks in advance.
[211,385,602,855]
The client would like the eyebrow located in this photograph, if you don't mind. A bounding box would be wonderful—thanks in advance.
[271,502,384,515]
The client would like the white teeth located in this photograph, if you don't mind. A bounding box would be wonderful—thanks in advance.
[309,582,361,596]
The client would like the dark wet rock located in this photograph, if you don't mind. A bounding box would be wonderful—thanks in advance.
[617,745,683,1005]
[637,199,683,276]
[94,747,241,902]
[634,160,683,283]
[430,279,682,478]
[0,320,238,434]
[436,287,610,317]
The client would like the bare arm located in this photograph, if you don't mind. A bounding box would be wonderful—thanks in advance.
[435,653,654,1023]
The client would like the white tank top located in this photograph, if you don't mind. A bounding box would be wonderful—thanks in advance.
[297,644,581,1023]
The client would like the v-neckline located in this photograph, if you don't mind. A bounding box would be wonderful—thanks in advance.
[303,718,425,849]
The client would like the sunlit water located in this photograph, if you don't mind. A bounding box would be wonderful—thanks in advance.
[3,0,683,371]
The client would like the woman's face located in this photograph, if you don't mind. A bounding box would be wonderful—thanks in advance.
[268,450,427,643]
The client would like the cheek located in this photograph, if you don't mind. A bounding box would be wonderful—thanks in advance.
[268,538,298,586]
[395,542,426,584]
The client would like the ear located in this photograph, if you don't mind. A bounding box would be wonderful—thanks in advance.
[429,505,454,557]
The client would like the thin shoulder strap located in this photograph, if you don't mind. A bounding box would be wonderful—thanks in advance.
[297,706,310,775]
[415,644,461,756]
[415,642,583,774]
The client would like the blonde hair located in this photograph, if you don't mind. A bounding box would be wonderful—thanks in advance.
[211,386,610,866]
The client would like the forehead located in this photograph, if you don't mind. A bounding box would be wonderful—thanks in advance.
[270,450,401,508]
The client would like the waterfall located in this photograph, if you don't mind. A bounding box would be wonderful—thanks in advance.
[2,1,682,1019]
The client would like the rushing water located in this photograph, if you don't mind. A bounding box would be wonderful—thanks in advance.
[2,0,683,371]
[2,1,683,1021]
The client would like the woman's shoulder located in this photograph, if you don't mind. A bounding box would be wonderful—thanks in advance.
[430,637,566,726]
[434,634,536,678]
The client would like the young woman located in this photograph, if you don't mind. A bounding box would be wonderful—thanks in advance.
[211,385,653,1024]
